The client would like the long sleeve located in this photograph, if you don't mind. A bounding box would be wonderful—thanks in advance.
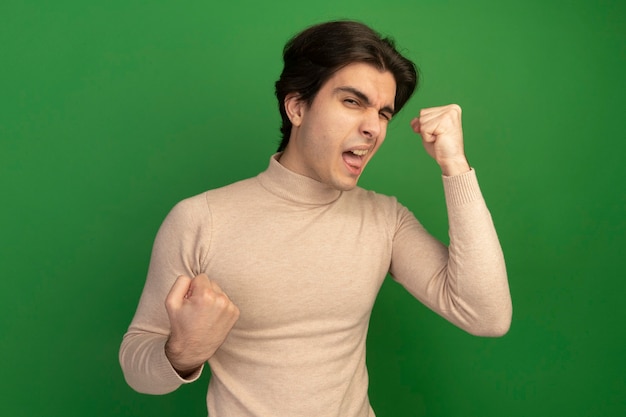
[119,196,211,394]
[389,169,512,336]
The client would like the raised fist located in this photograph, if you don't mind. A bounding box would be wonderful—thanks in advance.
[410,104,470,176]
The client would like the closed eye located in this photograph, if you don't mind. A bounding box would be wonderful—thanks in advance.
[336,86,394,119]
[380,112,392,121]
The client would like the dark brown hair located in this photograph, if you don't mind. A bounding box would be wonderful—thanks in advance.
[275,20,418,152]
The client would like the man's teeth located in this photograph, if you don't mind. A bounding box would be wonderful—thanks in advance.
[351,149,368,156]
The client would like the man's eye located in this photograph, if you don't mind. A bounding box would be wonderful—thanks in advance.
[344,98,359,106]
[380,113,392,121]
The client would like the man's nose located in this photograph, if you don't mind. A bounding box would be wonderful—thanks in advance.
[360,108,382,140]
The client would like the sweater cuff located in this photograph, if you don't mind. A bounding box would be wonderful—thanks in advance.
[442,168,483,206]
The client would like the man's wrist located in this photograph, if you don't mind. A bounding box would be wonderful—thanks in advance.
[165,337,202,377]
[439,157,471,176]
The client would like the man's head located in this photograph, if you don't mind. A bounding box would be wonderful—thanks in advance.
[275,20,418,152]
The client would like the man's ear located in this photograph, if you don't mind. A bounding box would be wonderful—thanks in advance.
[284,93,305,127]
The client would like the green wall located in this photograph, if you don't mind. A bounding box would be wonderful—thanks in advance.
[2,0,624,416]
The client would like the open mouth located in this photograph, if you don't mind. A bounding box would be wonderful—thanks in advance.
[342,149,369,175]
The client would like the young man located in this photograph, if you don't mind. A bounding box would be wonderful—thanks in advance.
[119,20,512,417]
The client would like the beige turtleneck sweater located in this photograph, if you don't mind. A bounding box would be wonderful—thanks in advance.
[119,154,511,416]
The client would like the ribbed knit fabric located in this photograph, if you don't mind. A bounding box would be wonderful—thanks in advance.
[119,154,511,417]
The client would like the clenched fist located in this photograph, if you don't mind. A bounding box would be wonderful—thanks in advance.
[410,104,471,176]
[164,274,239,376]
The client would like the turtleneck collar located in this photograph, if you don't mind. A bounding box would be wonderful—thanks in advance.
[256,153,343,205]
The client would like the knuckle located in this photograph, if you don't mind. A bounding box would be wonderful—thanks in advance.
[164,297,177,312]
[199,288,217,303]
[210,280,224,293]
[230,303,240,317]
[212,292,231,309]
[450,103,462,114]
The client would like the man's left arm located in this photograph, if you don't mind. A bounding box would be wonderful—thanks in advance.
[389,104,512,336]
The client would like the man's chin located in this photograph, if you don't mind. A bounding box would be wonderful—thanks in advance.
[332,177,360,191]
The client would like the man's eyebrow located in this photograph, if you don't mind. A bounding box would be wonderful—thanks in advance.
[335,86,395,115]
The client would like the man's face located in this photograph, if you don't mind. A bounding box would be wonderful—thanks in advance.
[279,62,396,191]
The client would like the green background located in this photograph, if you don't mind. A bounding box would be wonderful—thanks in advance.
[2,0,624,416]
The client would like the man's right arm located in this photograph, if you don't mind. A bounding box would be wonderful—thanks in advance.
[119,197,238,394]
